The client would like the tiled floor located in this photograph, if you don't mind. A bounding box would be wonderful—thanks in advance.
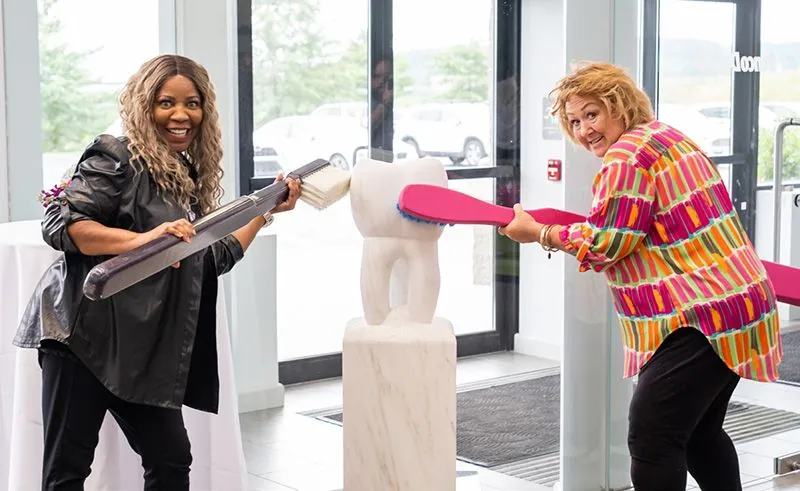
[239,351,800,490]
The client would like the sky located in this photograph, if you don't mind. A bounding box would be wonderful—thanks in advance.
[658,0,800,44]
[46,0,800,84]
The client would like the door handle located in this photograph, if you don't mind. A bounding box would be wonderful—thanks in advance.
[772,118,800,262]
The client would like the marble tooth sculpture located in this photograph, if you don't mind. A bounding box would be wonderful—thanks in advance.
[343,157,456,491]
[348,157,449,325]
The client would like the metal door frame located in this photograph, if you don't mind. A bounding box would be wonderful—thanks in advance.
[641,0,761,242]
[236,0,524,385]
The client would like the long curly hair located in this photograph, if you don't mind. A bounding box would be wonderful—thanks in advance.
[118,54,224,214]
[549,62,655,145]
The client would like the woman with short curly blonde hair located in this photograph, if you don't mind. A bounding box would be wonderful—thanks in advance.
[16,54,300,489]
[549,62,654,144]
[499,61,780,490]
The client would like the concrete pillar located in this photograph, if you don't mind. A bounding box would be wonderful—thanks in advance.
[517,0,640,488]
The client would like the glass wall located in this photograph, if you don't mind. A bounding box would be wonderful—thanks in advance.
[38,0,160,190]
[757,0,800,189]
[757,1,800,343]
[656,1,736,159]
[642,1,800,487]
[651,0,739,199]
[643,0,760,239]
[238,0,521,382]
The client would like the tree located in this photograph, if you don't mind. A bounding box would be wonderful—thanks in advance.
[251,0,362,126]
[38,0,117,153]
[250,0,414,128]
[758,127,800,183]
[335,30,414,104]
[432,41,489,102]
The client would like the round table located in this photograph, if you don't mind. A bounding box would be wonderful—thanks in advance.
[0,220,247,491]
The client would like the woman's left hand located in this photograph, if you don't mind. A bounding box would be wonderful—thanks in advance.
[272,173,301,213]
[498,204,540,243]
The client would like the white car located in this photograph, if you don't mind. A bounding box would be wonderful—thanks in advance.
[395,102,490,166]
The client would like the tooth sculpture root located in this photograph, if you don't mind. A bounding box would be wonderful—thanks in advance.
[349,157,449,325]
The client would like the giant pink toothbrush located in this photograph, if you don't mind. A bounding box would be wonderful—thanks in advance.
[397,183,800,307]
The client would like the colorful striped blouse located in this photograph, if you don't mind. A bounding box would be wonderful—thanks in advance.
[558,120,782,382]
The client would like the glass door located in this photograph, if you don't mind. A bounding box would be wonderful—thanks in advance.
[642,0,761,240]
[237,0,523,384]
[639,1,800,486]
[758,0,800,386]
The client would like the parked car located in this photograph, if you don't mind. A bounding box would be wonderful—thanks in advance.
[395,101,490,166]
[253,115,360,171]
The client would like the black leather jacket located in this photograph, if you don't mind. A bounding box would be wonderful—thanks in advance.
[14,134,244,413]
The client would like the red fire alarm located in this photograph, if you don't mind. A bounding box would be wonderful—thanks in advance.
[547,159,562,181]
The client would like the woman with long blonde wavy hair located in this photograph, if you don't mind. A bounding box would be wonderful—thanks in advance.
[15,54,300,490]
[119,54,225,215]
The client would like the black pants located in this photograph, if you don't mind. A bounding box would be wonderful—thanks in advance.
[628,327,741,491]
[39,347,192,491]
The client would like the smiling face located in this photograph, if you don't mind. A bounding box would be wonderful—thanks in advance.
[152,75,203,152]
[565,95,626,158]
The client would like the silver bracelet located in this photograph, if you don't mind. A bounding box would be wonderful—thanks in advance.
[261,211,274,227]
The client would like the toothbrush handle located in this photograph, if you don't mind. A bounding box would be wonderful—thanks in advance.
[398,183,586,227]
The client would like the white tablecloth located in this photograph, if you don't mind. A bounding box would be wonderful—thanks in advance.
[0,220,247,491]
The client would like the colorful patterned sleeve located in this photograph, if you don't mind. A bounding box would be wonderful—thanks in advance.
[558,158,656,272]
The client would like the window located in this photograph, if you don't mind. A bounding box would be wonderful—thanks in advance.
[238,0,522,383]
[642,0,761,238]
[38,0,160,190]
[757,0,800,186]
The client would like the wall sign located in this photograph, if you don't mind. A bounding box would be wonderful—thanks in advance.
[732,51,761,73]
[542,97,562,141]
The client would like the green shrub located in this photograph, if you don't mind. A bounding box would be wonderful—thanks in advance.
[758,126,800,183]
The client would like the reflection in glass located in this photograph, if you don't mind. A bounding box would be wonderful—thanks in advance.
[393,0,494,167]
[249,0,501,360]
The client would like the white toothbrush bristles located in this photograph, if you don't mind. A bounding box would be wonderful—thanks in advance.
[298,164,351,210]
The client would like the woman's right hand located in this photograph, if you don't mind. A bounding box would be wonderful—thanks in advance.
[138,219,196,245]
[135,219,196,268]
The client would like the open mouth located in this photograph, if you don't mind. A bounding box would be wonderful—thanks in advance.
[589,136,603,146]
[167,128,190,137]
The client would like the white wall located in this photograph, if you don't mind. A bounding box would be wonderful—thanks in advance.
[0,0,8,223]
[518,0,640,488]
[173,0,241,337]
[517,0,567,361]
[174,0,283,410]
[2,0,44,221]
[174,0,239,201]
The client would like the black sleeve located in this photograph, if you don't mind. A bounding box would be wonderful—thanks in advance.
[41,155,130,253]
[209,235,245,276]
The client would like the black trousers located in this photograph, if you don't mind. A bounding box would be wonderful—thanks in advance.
[628,327,741,491]
[38,347,192,491]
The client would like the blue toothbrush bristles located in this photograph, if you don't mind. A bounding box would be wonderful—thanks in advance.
[396,203,454,227]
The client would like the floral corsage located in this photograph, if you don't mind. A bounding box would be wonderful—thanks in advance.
[38,164,77,208]
[37,176,72,208]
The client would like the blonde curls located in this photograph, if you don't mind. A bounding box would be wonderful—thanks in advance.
[118,54,224,214]
[549,62,655,144]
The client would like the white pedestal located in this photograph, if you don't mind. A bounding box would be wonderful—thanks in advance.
[342,317,457,491]
[229,231,284,412]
